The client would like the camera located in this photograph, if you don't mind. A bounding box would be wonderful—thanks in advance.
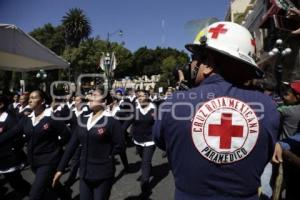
[173,63,192,90]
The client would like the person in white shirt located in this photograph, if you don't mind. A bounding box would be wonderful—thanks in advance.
[123,90,156,194]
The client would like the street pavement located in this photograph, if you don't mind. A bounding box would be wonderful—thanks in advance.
[1,146,175,200]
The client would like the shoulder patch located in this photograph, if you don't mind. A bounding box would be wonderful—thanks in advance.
[191,97,259,164]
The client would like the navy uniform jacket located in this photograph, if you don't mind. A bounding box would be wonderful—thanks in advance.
[0,109,71,168]
[52,104,71,119]
[7,102,20,116]
[153,74,280,200]
[123,103,156,143]
[16,105,32,120]
[67,106,90,130]
[57,113,125,181]
[0,112,26,169]
[123,96,137,111]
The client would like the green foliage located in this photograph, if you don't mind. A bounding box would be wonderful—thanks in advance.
[155,48,189,89]
[62,8,92,48]
[62,38,133,82]
[111,43,133,78]
[132,47,156,75]
[30,23,65,55]
[29,24,66,85]
[132,46,189,83]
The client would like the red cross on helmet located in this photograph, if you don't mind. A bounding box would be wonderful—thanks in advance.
[185,21,264,79]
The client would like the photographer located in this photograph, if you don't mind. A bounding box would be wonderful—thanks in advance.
[153,21,280,199]
[173,64,191,91]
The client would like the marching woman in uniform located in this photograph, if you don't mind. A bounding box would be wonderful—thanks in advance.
[7,93,20,116]
[63,95,89,187]
[0,95,31,198]
[109,89,129,171]
[123,90,156,193]
[53,88,125,200]
[17,93,32,119]
[0,90,71,200]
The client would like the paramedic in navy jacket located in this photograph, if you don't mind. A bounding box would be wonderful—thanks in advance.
[123,90,156,193]
[0,95,31,197]
[153,21,280,200]
[53,88,125,200]
[0,90,71,200]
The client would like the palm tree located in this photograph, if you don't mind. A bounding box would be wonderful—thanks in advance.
[62,8,92,48]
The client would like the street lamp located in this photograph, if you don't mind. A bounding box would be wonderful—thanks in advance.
[99,52,117,89]
[99,29,123,90]
[36,69,47,91]
[268,38,292,94]
[36,69,47,79]
[107,30,123,44]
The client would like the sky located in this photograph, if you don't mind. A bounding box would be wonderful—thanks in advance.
[0,0,229,52]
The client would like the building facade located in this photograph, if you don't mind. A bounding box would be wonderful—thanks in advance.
[226,0,300,84]
[113,74,160,91]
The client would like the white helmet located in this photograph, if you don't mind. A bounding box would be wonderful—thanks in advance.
[185,21,264,78]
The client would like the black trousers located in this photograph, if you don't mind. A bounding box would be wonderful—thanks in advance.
[136,145,156,183]
[80,178,113,200]
[119,149,129,169]
[30,165,70,200]
[4,170,31,195]
[65,147,81,186]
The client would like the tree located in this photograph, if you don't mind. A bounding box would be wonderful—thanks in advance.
[30,23,65,55]
[29,24,66,87]
[62,38,133,82]
[62,8,92,48]
[156,50,189,90]
[132,47,158,76]
[155,56,177,89]
[109,42,134,78]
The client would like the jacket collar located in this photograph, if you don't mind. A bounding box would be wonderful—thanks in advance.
[28,108,51,127]
[200,74,226,86]
[86,110,110,131]
[136,102,155,115]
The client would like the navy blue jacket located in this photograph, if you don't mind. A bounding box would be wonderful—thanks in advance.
[123,103,156,143]
[0,110,70,168]
[7,103,20,117]
[57,114,125,181]
[16,105,32,121]
[153,74,280,200]
[0,112,26,169]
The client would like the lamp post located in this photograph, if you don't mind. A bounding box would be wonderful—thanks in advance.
[99,29,123,90]
[107,30,123,49]
[36,69,47,91]
[268,38,292,95]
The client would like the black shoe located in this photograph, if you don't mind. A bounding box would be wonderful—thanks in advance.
[123,165,130,173]
[141,181,150,193]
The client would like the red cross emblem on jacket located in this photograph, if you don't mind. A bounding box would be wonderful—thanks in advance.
[97,128,105,136]
[208,113,244,149]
